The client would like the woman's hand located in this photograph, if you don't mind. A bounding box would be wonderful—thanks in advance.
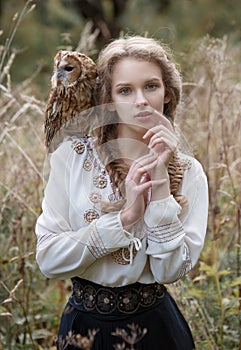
[143,112,178,166]
[120,152,165,228]
[143,112,178,200]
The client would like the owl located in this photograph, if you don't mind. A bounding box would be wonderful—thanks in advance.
[45,50,97,151]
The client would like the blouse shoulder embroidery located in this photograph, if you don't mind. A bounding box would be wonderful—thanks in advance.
[89,192,102,203]
[84,209,100,223]
[178,152,192,170]
[83,159,92,171]
[72,140,86,154]
[93,174,108,189]
[182,158,192,170]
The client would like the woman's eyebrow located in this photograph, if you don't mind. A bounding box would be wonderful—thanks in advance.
[114,82,131,87]
[114,77,161,87]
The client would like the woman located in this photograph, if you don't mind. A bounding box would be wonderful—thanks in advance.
[36,36,208,349]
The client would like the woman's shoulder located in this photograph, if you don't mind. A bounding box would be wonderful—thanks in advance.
[178,152,206,177]
[52,136,93,157]
[47,136,94,173]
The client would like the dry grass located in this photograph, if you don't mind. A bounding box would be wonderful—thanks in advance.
[172,35,241,350]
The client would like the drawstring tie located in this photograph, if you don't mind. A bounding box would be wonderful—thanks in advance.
[122,230,142,264]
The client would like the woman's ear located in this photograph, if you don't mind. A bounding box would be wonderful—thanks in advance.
[164,91,171,104]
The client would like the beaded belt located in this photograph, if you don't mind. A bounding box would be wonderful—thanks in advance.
[69,277,166,315]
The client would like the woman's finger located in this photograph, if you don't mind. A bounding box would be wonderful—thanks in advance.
[148,135,178,152]
[143,113,173,140]
[127,152,157,181]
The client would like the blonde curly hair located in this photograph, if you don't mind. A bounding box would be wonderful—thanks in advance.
[93,35,187,210]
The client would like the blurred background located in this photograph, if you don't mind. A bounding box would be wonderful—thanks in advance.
[0,1,240,349]
[1,0,241,94]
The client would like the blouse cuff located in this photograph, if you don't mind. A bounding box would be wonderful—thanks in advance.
[144,195,182,227]
[87,212,131,259]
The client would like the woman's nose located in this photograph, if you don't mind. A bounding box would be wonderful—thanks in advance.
[135,91,148,107]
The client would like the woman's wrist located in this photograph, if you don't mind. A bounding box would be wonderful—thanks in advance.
[151,167,170,201]
[151,181,170,201]
[120,209,135,229]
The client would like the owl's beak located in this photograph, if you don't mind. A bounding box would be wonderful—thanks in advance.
[57,70,64,79]
[51,70,65,87]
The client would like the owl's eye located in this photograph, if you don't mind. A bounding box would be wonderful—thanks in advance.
[64,66,74,72]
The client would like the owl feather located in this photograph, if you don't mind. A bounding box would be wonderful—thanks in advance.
[45,50,97,151]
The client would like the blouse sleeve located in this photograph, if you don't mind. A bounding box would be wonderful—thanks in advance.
[35,140,131,279]
[144,157,208,284]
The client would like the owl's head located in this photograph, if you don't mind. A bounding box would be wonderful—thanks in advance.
[51,50,96,88]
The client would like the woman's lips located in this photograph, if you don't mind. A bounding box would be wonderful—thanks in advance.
[134,111,153,121]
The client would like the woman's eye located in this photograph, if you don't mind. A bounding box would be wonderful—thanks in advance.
[119,87,130,95]
[64,66,74,72]
[146,83,157,90]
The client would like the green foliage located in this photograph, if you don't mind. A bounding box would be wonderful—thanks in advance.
[0,2,240,349]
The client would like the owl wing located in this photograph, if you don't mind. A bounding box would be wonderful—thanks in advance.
[44,50,97,152]
[44,88,63,150]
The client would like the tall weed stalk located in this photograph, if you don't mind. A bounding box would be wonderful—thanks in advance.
[172,35,241,350]
[0,2,66,349]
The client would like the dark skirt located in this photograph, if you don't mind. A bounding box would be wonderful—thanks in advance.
[56,278,195,350]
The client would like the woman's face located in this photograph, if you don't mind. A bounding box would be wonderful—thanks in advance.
[110,57,170,139]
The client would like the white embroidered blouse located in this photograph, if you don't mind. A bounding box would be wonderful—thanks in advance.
[35,136,209,287]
